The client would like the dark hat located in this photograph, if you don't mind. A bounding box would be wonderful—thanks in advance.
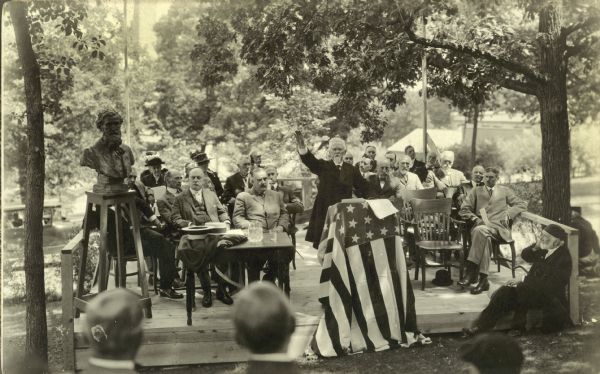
[190,151,211,164]
[145,156,165,166]
[460,333,523,371]
[432,269,453,287]
[571,206,582,214]
[544,223,567,242]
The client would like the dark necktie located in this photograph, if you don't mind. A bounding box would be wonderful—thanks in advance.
[488,188,493,197]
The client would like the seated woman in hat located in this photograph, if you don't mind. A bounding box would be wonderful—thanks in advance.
[140,153,168,187]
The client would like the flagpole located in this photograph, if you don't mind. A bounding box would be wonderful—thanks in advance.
[421,14,428,161]
[124,0,131,145]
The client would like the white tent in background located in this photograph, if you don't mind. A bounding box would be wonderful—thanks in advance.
[387,128,463,154]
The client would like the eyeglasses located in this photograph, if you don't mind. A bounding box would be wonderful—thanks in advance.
[255,177,268,182]
[267,173,276,176]
[442,160,452,164]
[399,162,410,166]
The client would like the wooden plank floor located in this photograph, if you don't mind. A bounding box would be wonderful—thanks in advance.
[74,230,524,369]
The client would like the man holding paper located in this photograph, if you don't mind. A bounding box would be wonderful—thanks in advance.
[458,167,527,294]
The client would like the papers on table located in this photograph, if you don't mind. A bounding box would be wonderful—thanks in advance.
[367,199,399,220]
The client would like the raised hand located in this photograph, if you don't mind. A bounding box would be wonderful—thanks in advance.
[294,130,306,149]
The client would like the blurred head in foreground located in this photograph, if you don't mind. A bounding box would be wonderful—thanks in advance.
[84,288,143,361]
[460,333,523,374]
[233,282,295,354]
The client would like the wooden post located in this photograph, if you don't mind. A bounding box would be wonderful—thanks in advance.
[567,230,580,324]
[61,232,83,372]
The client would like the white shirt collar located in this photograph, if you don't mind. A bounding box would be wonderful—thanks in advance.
[88,357,136,370]
[249,352,292,362]
[271,182,278,190]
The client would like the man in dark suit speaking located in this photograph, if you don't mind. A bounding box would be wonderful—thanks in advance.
[295,131,372,249]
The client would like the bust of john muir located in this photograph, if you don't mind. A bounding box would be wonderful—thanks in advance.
[81,110,135,193]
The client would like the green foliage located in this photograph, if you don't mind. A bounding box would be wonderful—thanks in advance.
[447,140,504,172]
[509,180,542,215]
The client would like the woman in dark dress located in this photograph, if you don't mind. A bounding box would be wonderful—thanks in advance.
[295,131,372,248]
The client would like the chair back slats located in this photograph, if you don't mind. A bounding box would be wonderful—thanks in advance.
[398,188,437,222]
[411,198,453,242]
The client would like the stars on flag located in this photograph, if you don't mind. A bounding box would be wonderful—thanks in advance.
[346,204,355,213]
[395,225,401,234]
[362,201,369,209]
[351,234,359,243]
[364,216,372,224]
[380,227,388,236]
[338,225,345,235]
[366,231,374,240]
[348,219,357,228]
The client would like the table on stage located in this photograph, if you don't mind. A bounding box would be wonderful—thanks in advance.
[180,231,294,325]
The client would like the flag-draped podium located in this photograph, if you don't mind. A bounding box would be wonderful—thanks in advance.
[310,201,429,357]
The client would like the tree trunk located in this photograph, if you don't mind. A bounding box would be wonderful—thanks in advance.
[537,3,571,224]
[470,104,479,167]
[10,2,49,370]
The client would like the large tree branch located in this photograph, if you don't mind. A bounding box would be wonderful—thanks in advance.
[566,35,600,58]
[403,21,547,85]
[562,16,600,38]
[497,77,537,96]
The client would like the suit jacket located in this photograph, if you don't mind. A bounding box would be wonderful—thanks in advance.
[519,243,572,303]
[441,168,468,187]
[222,172,249,215]
[390,172,423,196]
[140,168,167,187]
[233,189,290,231]
[459,185,527,241]
[368,175,396,198]
[206,169,224,198]
[300,150,372,247]
[246,360,301,374]
[156,189,179,227]
[171,187,229,228]
[409,159,428,182]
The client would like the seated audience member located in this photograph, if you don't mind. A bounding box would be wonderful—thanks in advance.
[439,150,468,188]
[391,155,423,193]
[460,333,523,374]
[405,145,428,182]
[191,151,224,198]
[458,165,485,204]
[384,150,398,173]
[571,206,600,277]
[171,167,233,307]
[342,152,354,165]
[222,155,252,217]
[250,151,263,170]
[83,288,143,374]
[11,212,24,228]
[156,170,183,235]
[458,167,526,294]
[355,156,375,179]
[140,155,167,188]
[233,282,299,374]
[369,159,396,198]
[422,153,447,191]
[265,165,304,218]
[233,168,290,283]
[464,224,572,335]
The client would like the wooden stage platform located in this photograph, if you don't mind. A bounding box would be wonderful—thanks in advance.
[73,231,525,369]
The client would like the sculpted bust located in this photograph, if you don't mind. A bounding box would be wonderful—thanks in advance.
[81,110,135,193]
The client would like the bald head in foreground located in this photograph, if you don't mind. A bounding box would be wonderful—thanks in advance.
[233,282,300,374]
[83,288,143,373]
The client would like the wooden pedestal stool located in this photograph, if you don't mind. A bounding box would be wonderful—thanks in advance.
[74,191,152,318]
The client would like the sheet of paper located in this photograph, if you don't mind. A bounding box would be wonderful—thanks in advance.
[480,208,491,226]
[367,199,399,220]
